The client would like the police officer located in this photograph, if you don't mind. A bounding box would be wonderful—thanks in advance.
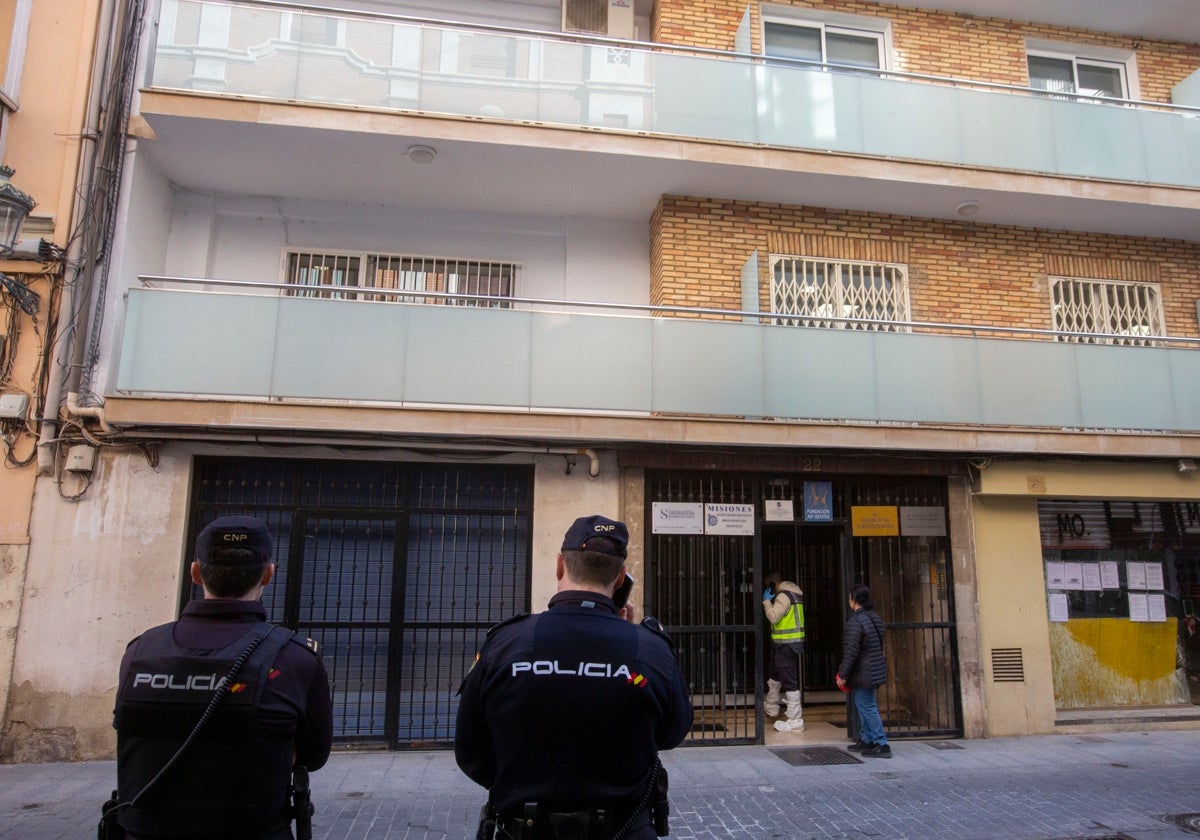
[762,570,805,733]
[113,516,333,840]
[455,514,693,840]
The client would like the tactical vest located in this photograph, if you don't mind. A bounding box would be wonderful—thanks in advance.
[770,592,806,643]
[114,621,295,837]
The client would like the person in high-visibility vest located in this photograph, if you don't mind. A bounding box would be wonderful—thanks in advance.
[762,570,805,732]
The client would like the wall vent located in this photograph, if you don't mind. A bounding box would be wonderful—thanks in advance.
[562,0,634,39]
[991,647,1025,682]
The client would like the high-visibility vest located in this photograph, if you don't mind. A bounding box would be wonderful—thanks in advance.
[770,592,805,643]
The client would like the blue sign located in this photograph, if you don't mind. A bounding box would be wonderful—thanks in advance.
[803,481,833,522]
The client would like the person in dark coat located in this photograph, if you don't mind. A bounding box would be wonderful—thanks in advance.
[835,583,890,758]
[113,516,333,839]
[455,514,693,839]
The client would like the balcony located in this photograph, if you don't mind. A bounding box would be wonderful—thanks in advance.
[114,281,1200,437]
[149,1,1200,191]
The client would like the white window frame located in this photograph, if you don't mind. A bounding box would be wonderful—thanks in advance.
[283,249,519,308]
[1026,39,1140,102]
[761,6,893,71]
[1049,276,1164,345]
[770,254,911,331]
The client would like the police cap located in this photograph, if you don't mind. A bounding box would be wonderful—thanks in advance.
[196,515,273,565]
[561,514,629,559]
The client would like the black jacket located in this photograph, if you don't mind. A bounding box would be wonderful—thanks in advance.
[454,591,693,818]
[114,600,332,838]
[837,607,888,689]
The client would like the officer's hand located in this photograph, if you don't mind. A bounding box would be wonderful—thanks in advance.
[618,603,637,623]
[763,588,774,602]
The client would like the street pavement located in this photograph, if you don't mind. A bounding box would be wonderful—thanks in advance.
[3,728,1200,839]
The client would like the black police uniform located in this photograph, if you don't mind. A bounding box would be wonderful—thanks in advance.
[114,599,333,840]
[455,591,693,839]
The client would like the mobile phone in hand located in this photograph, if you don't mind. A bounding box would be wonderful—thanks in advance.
[613,572,635,609]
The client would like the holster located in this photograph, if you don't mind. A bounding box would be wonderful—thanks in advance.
[476,799,498,840]
[650,762,670,837]
[290,765,315,840]
[97,790,126,840]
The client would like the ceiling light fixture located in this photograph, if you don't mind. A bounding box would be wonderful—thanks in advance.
[406,144,437,164]
[955,199,981,217]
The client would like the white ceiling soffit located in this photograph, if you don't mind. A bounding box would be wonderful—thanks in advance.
[137,113,1200,243]
[883,0,1200,45]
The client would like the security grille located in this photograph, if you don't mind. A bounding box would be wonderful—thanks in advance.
[771,255,910,330]
[648,471,961,744]
[1050,277,1163,345]
[286,250,516,308]
[188,457,532,749]
[648,474,759,745]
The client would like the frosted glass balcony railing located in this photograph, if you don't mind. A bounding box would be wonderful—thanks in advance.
[115,286,1200,433]
[149,0,1200,188]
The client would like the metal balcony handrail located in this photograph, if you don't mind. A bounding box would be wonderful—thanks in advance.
[135,274,1200,349]
[170,0,1200,117]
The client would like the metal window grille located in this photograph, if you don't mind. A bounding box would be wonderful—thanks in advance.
[770,255,910,331]
[286,251,516,308]
[1050,277,1163,345]
[286,252,361,299]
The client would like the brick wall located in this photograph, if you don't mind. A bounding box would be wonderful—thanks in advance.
[650,195,1200,338]
[651,0,1200,102]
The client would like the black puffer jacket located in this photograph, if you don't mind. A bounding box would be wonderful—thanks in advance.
[837,608,888,689]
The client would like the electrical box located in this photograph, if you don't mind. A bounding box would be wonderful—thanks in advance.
[0,393,29,420]
[66,444,97,473]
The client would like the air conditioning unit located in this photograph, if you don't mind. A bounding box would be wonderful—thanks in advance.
[562,0,634,40]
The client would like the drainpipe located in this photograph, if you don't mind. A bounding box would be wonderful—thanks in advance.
[36,0,118,473]
[65,391,112,434]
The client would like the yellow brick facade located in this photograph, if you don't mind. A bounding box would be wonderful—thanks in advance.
[652,0,1200,103]
[650,196,1200,337]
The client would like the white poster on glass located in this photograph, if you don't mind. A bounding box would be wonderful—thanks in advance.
[1082,564,1102,591]
[1148,594,1168,623]
[1099,561,1120,589]
[1128,592,1150,622]
[1064,563,1084,591]
[1049,593,1069,622]
[1046,562,1066,588]
[1145,563,1165,591]
[1127,562,1148,590]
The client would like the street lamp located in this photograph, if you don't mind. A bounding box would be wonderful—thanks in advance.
[0,165,37,315]
[0,165,36,255]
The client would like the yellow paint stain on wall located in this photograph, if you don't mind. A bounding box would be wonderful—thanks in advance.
[1049,619,1187,708]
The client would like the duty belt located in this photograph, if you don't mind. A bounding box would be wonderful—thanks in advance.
[496,803,651,840]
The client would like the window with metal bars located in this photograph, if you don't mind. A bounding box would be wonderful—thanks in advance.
[1049,277,1163,345]
[285,251,516,308]
[770,255,910,331]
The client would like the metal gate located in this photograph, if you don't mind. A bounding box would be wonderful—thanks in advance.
[647,474,760,744]
[647,471,961,744]
[188,457,532,749]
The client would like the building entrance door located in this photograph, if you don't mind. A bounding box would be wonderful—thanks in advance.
[647,470,962,744]
[761,521,848,693]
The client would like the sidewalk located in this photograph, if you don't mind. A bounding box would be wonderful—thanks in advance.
[3,728,1200,839]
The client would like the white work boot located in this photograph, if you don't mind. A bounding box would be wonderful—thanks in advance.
[764,679,782,717]
[773,691,804,732]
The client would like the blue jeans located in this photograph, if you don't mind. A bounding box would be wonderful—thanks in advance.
[852,687,887,745]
